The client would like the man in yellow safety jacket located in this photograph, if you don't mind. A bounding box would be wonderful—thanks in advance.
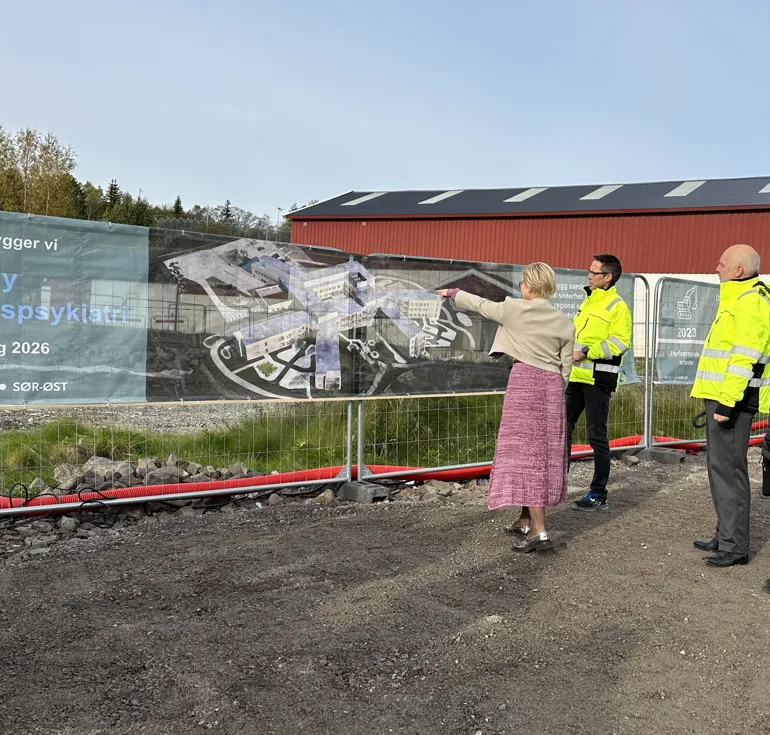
[568,254,633,512]
[691,244,770,568]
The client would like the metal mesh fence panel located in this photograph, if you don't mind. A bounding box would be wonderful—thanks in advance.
[649,276,715,445]
[0,400,353,495]
[359,394,503,471]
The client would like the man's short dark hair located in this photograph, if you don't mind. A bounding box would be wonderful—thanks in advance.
[594,254,622,285]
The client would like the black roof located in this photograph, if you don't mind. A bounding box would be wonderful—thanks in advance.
[287,176,770,219]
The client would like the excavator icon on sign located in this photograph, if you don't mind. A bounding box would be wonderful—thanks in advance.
[676,286,698,320]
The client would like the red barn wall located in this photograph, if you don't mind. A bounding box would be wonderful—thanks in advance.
[290,210,770,272]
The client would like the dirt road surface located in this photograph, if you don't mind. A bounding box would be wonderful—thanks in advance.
[1,453,770,735]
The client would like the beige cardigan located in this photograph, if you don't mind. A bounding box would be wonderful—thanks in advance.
[454,290,576,382]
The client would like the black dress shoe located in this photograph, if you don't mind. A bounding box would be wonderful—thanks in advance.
[693,538,718,552]
[703,551,749,567]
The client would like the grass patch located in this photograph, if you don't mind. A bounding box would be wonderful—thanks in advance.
[650,385,706,441]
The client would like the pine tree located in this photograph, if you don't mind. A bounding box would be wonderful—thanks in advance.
[72,177,87,219]
[220,199,233,221]
[173,195,184,216]
[106,179,121,208]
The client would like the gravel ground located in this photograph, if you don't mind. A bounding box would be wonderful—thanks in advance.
[1,452,770,735]
[0,403,279,434]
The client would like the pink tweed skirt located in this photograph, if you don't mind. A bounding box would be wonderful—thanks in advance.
[487,361,568,510]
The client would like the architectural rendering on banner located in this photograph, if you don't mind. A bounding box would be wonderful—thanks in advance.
[164,240,450,398]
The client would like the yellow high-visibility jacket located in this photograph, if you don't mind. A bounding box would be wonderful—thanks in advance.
[692,276,770,416]
[571,285,632,392]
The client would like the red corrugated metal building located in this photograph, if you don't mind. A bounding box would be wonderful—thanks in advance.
[287,177,770,272]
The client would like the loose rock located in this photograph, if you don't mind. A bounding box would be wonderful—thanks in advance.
[53,463,80,491]
[313,489,337,507]
[59,516,79,533]
[144,466,189,485]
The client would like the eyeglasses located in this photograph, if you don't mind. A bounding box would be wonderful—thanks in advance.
[588,269,609,277]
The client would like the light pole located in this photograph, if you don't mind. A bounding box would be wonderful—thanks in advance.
[276,207,284,242]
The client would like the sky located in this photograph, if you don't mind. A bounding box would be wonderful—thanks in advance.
[2,0,769,222]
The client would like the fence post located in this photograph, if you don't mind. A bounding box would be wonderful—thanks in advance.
[356,400,369,479]
[646,277,666,447]
[635,274,652,449]
[345,401,354,482]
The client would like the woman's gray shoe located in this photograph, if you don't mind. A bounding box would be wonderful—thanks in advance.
[504,523,530,535]
[512,531,553,552]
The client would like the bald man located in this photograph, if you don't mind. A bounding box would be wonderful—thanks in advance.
[691,244,770,567]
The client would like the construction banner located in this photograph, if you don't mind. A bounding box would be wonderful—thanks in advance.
[0,211,640,404]
[0,211,148,405]
[654,278,718,384]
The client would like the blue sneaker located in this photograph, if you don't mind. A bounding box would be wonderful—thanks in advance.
[572,492,608,511]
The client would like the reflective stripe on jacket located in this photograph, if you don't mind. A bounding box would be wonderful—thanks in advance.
[691,277,770,415]
[570,285,632,391]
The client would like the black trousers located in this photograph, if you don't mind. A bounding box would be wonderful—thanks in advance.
[566,382,613,497]
[704,400,753,556]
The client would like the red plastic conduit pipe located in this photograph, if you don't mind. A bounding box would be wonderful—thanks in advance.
[1,422,767,516]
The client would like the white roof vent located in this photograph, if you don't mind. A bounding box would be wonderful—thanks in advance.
[504,187,547,203]
[419,190,464,204]
[580,184,623,200]
[341,192,386,206]
[664,181,706,197]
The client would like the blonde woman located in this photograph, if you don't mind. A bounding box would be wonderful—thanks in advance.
[438,262,575,551]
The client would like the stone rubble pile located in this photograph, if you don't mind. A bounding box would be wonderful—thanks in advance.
[46,454,263,496]
[0,454,491,564]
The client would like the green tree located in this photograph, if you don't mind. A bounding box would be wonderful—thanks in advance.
[106,179,121,208]
[0,127,77,217]
[0,126,23,211]
[0,165,23,212]
[15,128,39,211]
[219,199,233,221]
[31,133,77,216]
[105,192,156,227]
[72,177,87,219]
[82,181,106,220]
[173,195,184,216]
[132,195,154,227]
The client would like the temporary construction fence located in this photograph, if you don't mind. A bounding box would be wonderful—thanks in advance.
[2,272,757,516]
[0,207,765,513]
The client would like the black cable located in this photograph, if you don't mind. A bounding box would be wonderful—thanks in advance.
[76,486,120,525]
[692,411,707,429]
[280,481,346,498]
[8,482,29,508]
[0,483,61,530]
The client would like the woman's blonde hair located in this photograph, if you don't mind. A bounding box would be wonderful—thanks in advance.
[522,262,556,299]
